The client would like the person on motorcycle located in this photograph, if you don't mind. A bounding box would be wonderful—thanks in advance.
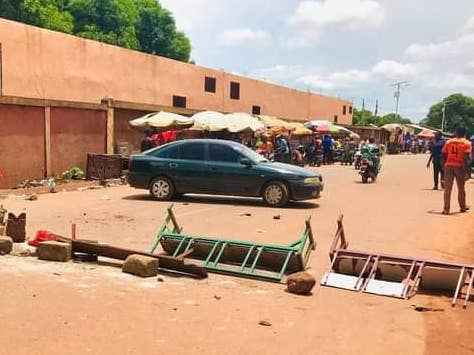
[361,137,381,171]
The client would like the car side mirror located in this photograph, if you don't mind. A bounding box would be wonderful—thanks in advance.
[240,158,253,167]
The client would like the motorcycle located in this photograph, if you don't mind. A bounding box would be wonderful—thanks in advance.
[359,155,380,183]
[354,150,362,169]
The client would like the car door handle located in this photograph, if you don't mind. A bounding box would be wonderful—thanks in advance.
[169,163,178,168]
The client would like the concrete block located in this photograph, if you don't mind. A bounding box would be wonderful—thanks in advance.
[0,236,13,254]
[38,241,71,262]
[286,271,316,295]
[122,254,159,278]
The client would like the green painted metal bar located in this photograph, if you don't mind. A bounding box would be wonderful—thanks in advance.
[240,245,256,271]
[249,247,264,273]
[213,242,228,267]
[172,237,189,257]
[278,250,294,279]
[204,241,220,266]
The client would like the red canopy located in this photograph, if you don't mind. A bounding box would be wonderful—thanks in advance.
[315,125,330,134]
[418,129,435,139]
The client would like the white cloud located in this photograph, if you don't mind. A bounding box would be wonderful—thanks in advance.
[462,15,474,34]
[217,28,270,46]
[372,60,423,78]
[288,0,386,40]
[298,69,372,90]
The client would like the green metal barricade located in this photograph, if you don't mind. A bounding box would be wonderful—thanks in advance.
[149,204,316,283]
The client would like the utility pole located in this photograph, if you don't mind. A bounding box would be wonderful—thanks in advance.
[391,81,409,116]
[441,99,455,132]
[361,98,365,122]
[374,99,379,117]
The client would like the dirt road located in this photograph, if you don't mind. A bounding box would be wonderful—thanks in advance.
[0,154,472,355]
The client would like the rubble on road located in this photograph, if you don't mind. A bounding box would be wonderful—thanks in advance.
[122,254,159,278]
[38,241,72,262]
[5,212,26,242]
[286,271,316,295]
[0,236,13,254]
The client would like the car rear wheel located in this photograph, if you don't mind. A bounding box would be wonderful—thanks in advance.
[263,181,289,207]
[149,176,175,201]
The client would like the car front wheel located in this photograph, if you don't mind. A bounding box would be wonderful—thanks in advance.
[263,181,289,207]
[149,176,175,201]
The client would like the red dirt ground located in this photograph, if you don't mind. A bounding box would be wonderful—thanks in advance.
[0,154,472,355]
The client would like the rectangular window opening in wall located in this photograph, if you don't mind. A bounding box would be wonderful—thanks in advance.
[252,105,261,115]
[204,76,216,93]
[349,106,353,114]
[230,82,240,100]
[343,105,347,115]
[172,95,187,108]
[334,115,338,123]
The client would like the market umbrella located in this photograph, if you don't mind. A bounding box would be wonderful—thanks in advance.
[381,123,403,132]
[148,111,194,128]
[306,120,340,134]
[335,125,360,139]
[286,122,313,136]
[257,115,295,131]
[418,129,436,139]
[191,111,227,131]
[128,112,156,131]
[129,111,194,131]
[225,112,265,133]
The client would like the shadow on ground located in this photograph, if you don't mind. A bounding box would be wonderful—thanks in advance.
[123,194,319,210]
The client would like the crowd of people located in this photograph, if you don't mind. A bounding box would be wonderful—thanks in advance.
[387,129,431,154]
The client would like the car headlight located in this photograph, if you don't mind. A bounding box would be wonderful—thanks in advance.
[303,177,321,184]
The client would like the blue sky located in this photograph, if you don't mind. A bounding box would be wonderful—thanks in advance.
[160,0,474,122]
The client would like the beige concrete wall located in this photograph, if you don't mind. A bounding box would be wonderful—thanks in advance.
[0,18,352,124]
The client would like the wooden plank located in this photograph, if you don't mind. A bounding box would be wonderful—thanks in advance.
[106,107,114,155]
[44,106,51,177]
[55,236,207,278]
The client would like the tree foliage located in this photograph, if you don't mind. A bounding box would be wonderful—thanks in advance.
[352,108,411,126]
[421,93,474,136]
[0,0,191,61]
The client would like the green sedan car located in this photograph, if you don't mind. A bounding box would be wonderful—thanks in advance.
[128,139,323,206]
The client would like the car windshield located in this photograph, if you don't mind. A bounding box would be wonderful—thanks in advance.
[233,144,268,163]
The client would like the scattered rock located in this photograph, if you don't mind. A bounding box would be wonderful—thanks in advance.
[0,236,13,254]
[256,229,266,233]
[258,320,272,327]
[25,194,38,201]
[38,241,72,262]
[157,277,164,282]
[286,271,316,295]
[240,213,252,217]
[214,295,221,300]
[273,215,281,220]
[122,254,159,278]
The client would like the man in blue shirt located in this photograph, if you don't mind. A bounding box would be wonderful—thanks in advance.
[426,132,445,190]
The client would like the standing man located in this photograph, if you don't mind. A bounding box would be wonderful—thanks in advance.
[442,126,471,214]
[322,135,334,165]
[426,132,445,190]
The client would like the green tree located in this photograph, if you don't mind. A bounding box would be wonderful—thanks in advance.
[0,0,191,62]
[352,109,411,126]
[422,93,474,136]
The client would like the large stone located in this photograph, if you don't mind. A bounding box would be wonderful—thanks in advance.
[38,241,71,262]
[0,236,13,254]
[122,254,159,278]
[5,212,26,242]
[286,271,316,295]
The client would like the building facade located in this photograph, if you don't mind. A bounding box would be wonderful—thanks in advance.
[0,18,352,188]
